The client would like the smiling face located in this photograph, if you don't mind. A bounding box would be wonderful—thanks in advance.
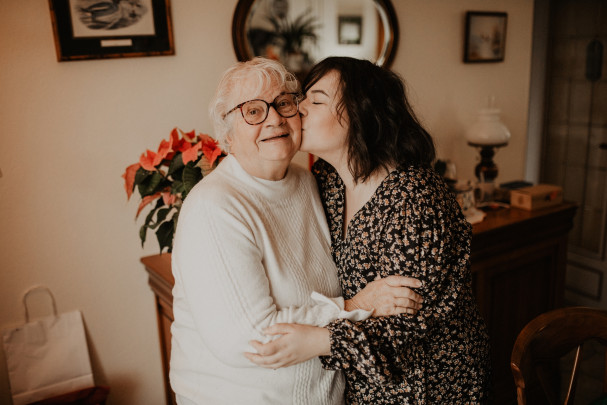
[227,74,302,180]
[299,70,349,165]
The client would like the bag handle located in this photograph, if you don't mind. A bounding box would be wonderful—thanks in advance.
[22,285,58,322]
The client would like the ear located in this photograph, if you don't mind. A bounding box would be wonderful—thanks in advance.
[225,132,234,150]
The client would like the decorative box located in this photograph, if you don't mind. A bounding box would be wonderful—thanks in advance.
[510,184,563,211]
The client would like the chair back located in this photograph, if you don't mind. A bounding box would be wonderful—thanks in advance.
[511,306,607,405]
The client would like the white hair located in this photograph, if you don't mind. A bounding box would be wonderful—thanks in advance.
[209,57,300,151]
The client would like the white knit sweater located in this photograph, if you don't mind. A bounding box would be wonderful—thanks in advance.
[170,155,356,405]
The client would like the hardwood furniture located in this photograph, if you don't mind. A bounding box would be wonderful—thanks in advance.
[141,254,175,405]
[142,203,577,405]
[471,202,577,403]
[511,306,607,405]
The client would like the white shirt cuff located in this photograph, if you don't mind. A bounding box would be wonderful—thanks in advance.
[311,291,373,322]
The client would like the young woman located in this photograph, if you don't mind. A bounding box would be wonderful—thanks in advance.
[246,57,492,404]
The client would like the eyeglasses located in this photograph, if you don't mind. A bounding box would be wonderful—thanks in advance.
[224,93,301,125]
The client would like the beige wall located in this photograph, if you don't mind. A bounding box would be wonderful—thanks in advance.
[0,1,533,403]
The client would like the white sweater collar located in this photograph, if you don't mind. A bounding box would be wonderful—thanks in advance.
[219,154,301,200]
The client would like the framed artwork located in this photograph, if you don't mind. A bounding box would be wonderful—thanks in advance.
[338,16,362,45]
[463,11,507,63]
[48,0,174,61]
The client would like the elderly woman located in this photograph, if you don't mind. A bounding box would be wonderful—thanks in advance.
[169,57,423,405]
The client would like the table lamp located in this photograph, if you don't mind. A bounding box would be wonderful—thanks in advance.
[465,102,511,184]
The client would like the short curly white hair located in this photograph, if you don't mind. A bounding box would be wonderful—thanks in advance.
[209,57,300,151]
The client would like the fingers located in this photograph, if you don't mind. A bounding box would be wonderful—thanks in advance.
[245,343,297,369]
[373,296,423,316]
[393,297,422,311]
[384,275,423,288]
[376,305,418,316]
[263,323,292,336]
[244,351,283,369]
[394,288,423,304]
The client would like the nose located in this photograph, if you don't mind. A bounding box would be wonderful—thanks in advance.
[265,105,285,125]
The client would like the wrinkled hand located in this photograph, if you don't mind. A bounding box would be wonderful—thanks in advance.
[244,323,330,369]
[346,275,423,316]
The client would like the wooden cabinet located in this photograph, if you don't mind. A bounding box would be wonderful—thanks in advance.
[141,254,175,405]
[470,203,576,404]
[142,203,576,405]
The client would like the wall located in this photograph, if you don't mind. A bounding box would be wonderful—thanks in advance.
[0,1,533,403]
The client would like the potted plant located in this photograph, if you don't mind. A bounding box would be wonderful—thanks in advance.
[122,128,226,252]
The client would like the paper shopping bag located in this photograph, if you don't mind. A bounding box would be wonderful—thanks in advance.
[2,286,94,405]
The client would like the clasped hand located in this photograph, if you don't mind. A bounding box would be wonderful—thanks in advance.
[245,275,423,369]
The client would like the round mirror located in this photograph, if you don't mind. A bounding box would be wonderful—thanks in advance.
[232,0,399,79]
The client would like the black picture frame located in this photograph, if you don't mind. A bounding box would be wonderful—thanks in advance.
[463,11,507,63]
[338,16,362,45]
[48,0,174,61]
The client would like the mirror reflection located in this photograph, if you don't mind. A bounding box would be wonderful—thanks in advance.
[233,0,398,77]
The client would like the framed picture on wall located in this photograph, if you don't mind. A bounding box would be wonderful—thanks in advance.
[463,11,507,63]
[48,0,174,61]
[338,16,362,45]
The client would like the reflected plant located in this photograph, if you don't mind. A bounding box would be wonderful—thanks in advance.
[267,8,320,55]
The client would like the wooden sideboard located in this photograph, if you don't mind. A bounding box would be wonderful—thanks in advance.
[142,203,577,405]
[141,253,175,405]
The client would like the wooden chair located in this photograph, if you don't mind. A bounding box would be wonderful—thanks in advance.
[511,306,607,405]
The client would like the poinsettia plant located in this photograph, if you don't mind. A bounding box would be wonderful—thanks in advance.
[122,128,226,252]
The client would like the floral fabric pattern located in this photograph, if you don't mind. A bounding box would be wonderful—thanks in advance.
[313,160,492,404]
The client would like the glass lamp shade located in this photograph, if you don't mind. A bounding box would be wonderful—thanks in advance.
[466,107,511,184]
[465,108,511,147]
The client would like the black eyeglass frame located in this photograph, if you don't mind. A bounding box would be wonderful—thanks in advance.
[224,92,302,125]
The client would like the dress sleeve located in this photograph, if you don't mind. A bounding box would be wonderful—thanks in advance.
[320,187,472,384]
[172,190,365,368]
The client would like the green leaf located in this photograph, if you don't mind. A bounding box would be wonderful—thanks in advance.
[139,223,148,247]
[171,179,185,196]
[182,164,203,198]
[150,207,171,230]
[156,220,175,253]
[143,204,159,228]
[134,167,152,186]
[168,153,185,176]
[137,171,165,197]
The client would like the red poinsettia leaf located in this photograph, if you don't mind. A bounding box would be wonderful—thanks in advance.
[154,138,172,167]
[140,150,158,171]
[199,133,215,144]
[182,141,202,165]
[202,144,222,166]
[136,192,161,219]
[200,135,222,165]
[122,163,141,200]
[183,129,197,143]
[170,127,179,143]
[170,128,187,152]
[162,191,177,206]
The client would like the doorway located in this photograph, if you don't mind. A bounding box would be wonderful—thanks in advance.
[538,0,607,309]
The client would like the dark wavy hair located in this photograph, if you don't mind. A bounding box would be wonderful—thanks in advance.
[303,57,435,183]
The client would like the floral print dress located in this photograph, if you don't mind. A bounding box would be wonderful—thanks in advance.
[313,160,492,404]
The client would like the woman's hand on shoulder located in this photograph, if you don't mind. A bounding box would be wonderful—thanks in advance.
[346,275,423,317]
[244,323,330,369]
